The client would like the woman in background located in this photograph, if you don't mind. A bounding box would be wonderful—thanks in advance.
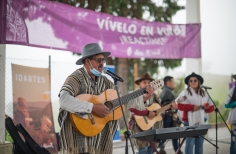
[225,82,236,154]
[176,72,214,154]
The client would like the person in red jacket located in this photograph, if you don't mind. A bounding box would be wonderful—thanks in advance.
[176,72,214,154]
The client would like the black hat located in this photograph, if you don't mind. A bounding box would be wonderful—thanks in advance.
[232,74,236,80]
[184,72,204,85]
[76,43,111,65]
[135,73,154,85]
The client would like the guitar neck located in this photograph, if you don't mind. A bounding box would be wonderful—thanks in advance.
[111,88,146,109]
[156,103,172,113]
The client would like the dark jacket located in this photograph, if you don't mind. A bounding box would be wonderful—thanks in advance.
[160,86,175,106]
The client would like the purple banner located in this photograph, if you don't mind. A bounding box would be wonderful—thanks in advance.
[0,0,201,59]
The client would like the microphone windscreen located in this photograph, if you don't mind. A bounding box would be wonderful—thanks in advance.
[103,68,108,73]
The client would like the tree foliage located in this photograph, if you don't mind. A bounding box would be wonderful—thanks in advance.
[173,76,185,97]
[54,0,184,22]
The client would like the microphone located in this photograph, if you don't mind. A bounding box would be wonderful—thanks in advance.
[200,85,212,90]
[103,68,124,82]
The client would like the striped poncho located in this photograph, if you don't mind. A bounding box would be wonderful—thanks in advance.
[58,67,118,154]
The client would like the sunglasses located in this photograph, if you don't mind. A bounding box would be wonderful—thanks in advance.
[189,79,198,83]
[92,58,106,63]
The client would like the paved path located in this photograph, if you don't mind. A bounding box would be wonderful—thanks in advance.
[113,126,231,154]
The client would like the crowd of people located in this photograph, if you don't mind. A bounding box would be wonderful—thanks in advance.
[58,43,234,154]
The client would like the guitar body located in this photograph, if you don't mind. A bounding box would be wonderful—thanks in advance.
[133,103,163,130]
[69,89,124,137]
[134,96,186,130]
[69,79,164,136]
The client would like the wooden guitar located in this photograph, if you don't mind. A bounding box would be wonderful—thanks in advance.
[69,79,164,137]
[133,96,186,130]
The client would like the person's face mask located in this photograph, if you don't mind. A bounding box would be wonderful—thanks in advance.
[89,60,102,76]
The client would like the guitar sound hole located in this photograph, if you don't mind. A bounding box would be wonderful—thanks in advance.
[104,101,113,111]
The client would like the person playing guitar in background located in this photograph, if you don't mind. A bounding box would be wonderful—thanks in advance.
[126,73,164,154]
[159,76,183,154]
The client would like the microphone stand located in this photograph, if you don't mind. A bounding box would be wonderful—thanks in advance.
[113,79,135,154]
[204,88,233,154]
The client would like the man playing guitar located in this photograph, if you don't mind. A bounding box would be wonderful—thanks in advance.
[58,43,160,154]
[126,73,167,154]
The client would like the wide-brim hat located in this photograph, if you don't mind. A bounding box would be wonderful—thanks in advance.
[76,43,111,65]
[232,74,236,80]
[135,73,154,85]
[184,72,204,85]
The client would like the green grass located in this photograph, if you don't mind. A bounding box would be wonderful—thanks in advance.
[5,131,13,142]
[119,128,129,135]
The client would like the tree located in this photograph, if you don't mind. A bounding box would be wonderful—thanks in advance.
[173,76,185,98]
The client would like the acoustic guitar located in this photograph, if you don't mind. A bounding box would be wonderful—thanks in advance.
[133,96,186,130]
[69,79,164,137]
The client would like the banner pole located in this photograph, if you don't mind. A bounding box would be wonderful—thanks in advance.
[0,44,6,141]
[133,63,138,90]
[186,0,202,76]
[49,55,51,92]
